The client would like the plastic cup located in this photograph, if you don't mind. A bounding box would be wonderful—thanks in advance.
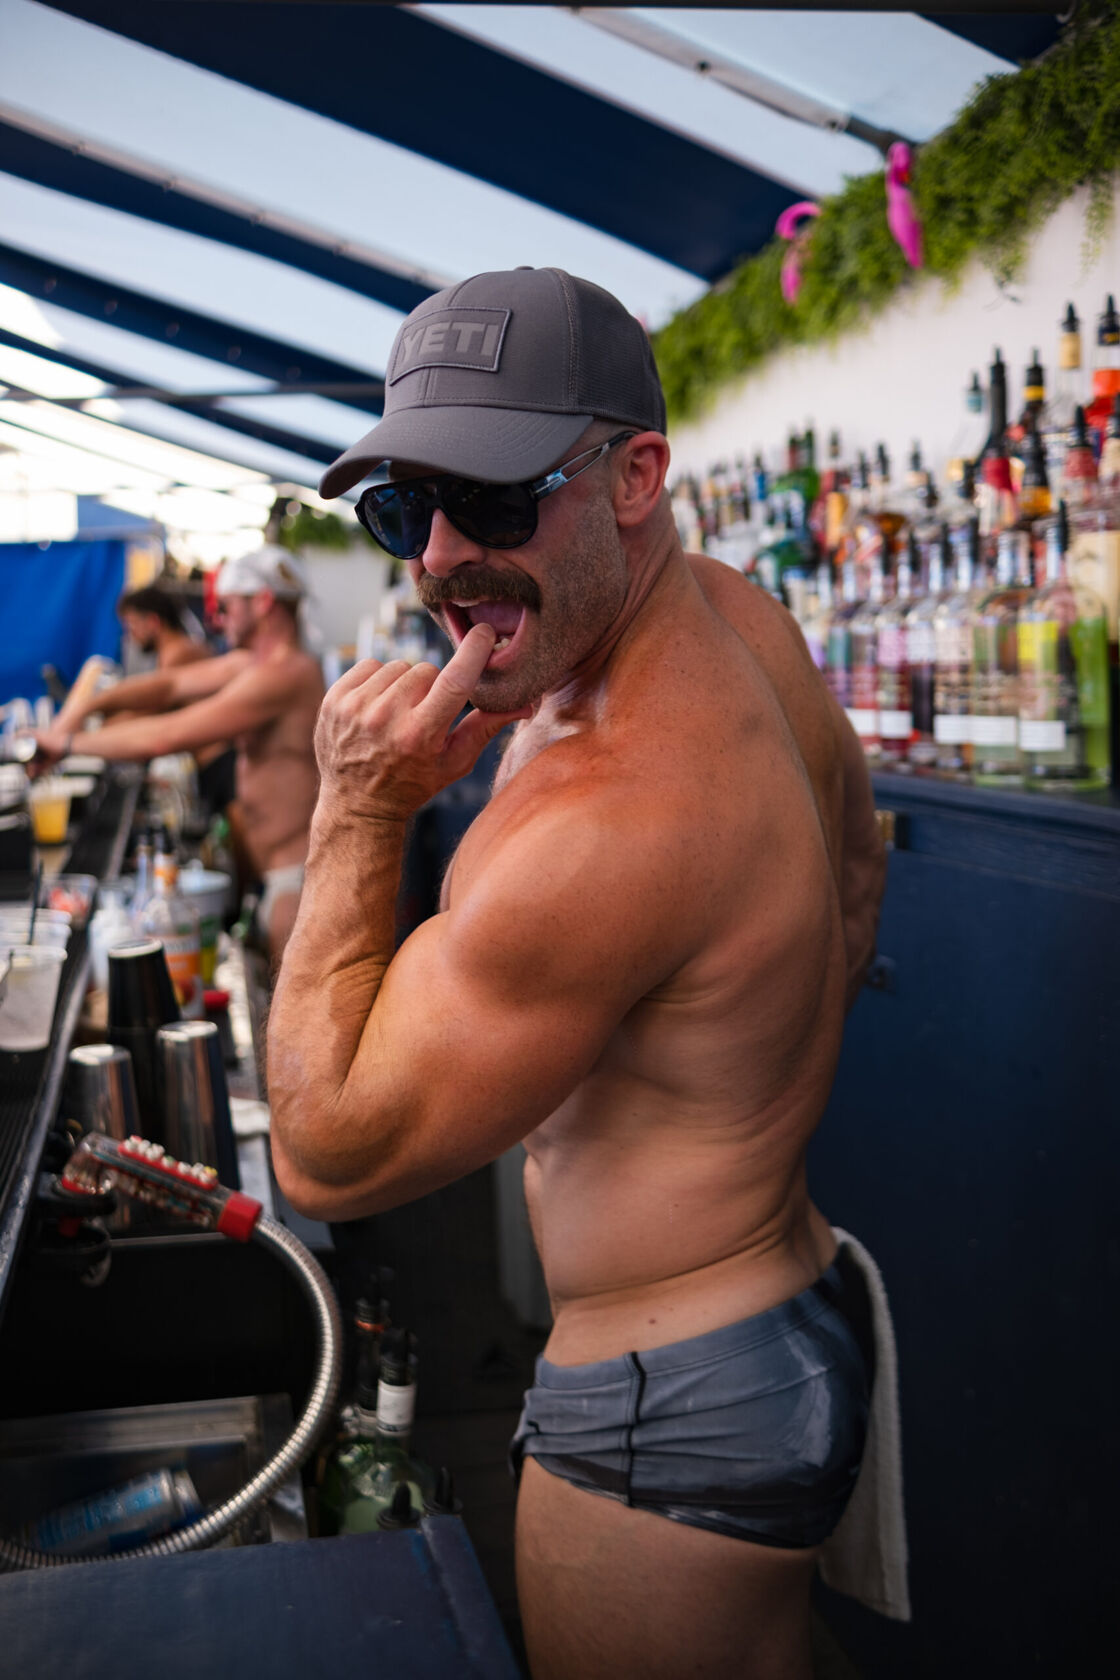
[28,780,72,845]
[41,874,98,926]
[0,945,67,1051]
[0,920,69,951]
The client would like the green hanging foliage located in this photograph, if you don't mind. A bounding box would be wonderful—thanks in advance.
[653,2,1120,424]
[276,503,379,553]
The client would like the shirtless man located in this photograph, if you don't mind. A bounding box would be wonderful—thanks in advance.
[50,583,208,739]
[35,546,323,962]
[267,268,887,1679]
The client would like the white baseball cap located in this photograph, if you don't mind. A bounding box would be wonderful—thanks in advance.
[215,545,307,601]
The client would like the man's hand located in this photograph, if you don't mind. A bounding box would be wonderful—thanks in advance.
[314,624,530,824]
[26,728,69,776]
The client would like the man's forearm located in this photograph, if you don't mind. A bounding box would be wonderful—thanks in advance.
[70,670,176,728]
[268,803,409,1183]
[72,713,180,762]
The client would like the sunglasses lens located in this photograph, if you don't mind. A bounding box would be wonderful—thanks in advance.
[444,481,538,549]
[358,484,433,559]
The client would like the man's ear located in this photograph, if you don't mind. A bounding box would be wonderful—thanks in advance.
[612,432,671,529]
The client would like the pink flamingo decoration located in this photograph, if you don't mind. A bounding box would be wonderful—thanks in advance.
[886,142,923,268]
[775,201,820,304]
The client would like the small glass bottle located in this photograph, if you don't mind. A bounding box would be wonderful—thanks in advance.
[933,519,981,776]
[875,530,917,764]
[1061,405,1099,513]
[140,851,203,1019]
[1043,304,1088,486]
[802,560,835,674]
[970,530,1033,785]
[1086,293,1120,447]
[1017,505,1112,789]
[848,547,887,761]
[905,523,953,771]
[947,371,987,493]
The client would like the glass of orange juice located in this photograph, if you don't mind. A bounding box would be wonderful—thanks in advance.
[28,778,72,845]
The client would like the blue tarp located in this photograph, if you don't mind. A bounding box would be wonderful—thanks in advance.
[0,538,124,702]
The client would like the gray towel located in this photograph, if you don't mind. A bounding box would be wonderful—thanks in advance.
[819,1227,911,1621]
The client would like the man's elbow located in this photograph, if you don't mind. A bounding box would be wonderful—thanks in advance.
[270,1133,380,1223]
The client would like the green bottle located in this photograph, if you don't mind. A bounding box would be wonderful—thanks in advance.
[1017,502,1112,789]
[326,1330,434,1535]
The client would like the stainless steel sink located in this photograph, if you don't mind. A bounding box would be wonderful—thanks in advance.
[0,1394,307,1550]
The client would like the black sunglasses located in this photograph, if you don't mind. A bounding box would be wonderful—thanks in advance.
[355,431,634,561]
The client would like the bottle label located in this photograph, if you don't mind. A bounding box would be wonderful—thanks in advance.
[907,623,936,665]
[1069,615,1111,729]
[376,1379,416,1436]
[845,707,879,738]
[1070,530,1120,643]
[1019,719,1066,752]
[1058,332,1081,371]
[971,715,1018,747]
[877,625,906,670]
[879,710,913,739]
[934,713,969,744]
[162,932,202,1017]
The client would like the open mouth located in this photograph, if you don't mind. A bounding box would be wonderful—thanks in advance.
[443,599,529,666]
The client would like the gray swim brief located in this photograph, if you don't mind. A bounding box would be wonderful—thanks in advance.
[510,1244,874,1548]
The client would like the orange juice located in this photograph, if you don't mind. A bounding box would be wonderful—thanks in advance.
[29,783,71,844]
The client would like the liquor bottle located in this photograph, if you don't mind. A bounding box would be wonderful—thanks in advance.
[670,477,703,553]
[331,1330,435,1535]
[1018,504,1111,789]
[1086,293,1120,447]
[816,429,849,561]
[975,349,1018,566]
[802,560,834,673]
[1017,421,1053,523]
[825,555,862,721]
[932,518,981,776]
[140,851,203,1019]
[1007,349,1048,481]
[875,529,917,764]
[129,827,153,932]
[870,444,907,555]
[846,534,889,760]
[1043,304,1087,485]
[1061,405,1099,512]
[905,523,953,770]
[947,371,987,491]
[970,529,1033,785]
[1100,393,1120,489]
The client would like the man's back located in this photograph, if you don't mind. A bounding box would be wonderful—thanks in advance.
[443,552,868,1363]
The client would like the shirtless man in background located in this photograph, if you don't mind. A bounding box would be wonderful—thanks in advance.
[36,547,323,963]
[267,269,886,1679]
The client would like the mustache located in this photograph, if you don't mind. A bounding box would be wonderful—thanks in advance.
[415,567,541,614]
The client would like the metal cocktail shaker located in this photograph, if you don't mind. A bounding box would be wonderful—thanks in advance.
[155,1019,240,1190]
[63,1042,142,1230]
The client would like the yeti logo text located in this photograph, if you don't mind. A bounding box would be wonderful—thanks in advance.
[388,308,511,384]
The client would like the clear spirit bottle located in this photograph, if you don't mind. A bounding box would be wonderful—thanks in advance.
[1043,304,1088,489]
[905,522,952,771]
[875,531,916,764]
[1018,506,1112,789]
[970,530,1033,785]
[933,519,981,776]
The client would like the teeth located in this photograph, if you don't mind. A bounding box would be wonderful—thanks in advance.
[492,635,510,650]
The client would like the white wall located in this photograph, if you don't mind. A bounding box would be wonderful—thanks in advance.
[666,177,1120,488]
[298,543,390,650]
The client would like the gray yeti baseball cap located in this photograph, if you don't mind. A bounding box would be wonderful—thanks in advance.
[319,266,666,497]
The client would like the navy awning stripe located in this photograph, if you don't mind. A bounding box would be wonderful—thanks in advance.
[921,13,1063,66]
[0,324,345,469]
[0,241,387,408]
[40,1,799,280]
[0,123,434,317]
